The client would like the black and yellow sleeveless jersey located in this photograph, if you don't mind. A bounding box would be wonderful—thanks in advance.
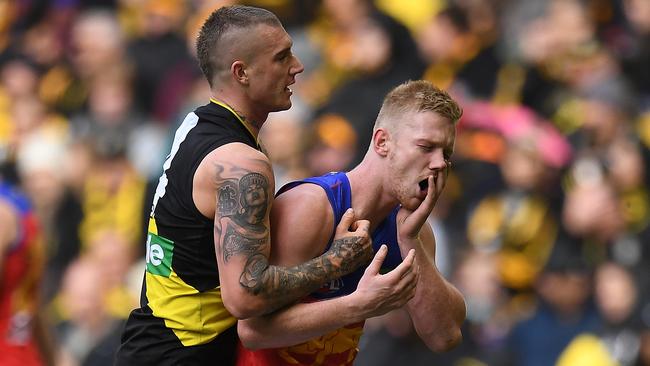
[116,100,260,366]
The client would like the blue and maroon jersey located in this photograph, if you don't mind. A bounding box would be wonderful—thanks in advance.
[237,172,402,365]
[0,183,44,366]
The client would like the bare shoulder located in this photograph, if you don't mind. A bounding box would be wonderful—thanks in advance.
[204,143,272,175]
[194,142,274,219]
[270,182,335,264]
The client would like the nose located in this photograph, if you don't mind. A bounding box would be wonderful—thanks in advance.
[290,54,304,75]
[429,150,447,171]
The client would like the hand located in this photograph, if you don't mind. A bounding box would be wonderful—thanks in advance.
[397,171,445,240]
[348,245,419,319]
[327,208,374,276]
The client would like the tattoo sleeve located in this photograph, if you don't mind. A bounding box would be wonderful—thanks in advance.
[214,160,369,313]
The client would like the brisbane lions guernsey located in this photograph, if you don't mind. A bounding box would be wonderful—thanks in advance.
[237,172,402,366]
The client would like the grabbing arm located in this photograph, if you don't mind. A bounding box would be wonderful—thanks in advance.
[237,183,419,349]
[199,144,373,319]
[238,245,419,349]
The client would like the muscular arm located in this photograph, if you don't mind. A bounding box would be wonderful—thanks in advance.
[238,184,418,349]
[196,144,371,319]
[402,223,466,352]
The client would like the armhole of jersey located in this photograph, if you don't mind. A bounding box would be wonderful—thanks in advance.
[277,174,349,254]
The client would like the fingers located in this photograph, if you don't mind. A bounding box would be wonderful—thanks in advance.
[336,208,356,234]
[384,249,415,280]
[397,263,419,300]
[407,176,436,229]
[424,175,437,210]
[350,219,370,235]
[364,244,387,276]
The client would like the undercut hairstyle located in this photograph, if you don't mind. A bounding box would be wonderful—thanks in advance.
[374,80,463,131]
[196,5,282,87]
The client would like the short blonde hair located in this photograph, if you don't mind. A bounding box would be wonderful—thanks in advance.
[375,80,462,130]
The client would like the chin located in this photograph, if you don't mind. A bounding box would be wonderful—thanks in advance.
[271,101,292,112]
[400,197,422,211]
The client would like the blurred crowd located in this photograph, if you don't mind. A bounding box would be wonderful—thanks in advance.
[0,0,649,365]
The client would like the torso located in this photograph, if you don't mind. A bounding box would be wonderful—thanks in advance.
[237,172,402,366]
[117,101,260,365]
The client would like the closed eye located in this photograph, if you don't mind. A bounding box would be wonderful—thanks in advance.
[418,145,434,152]
[275,48,292,61]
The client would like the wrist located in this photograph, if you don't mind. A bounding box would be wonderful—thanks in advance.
[340,293,366,324]
[397,235,421,252]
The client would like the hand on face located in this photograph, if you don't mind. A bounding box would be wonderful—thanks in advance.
[398,161,449,240]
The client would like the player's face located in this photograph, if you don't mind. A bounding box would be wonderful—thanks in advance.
[245,24,304,115]
[386,110,455,210]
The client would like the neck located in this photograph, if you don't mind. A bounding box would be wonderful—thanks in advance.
[347,159,398,232]
[211,91,266,138]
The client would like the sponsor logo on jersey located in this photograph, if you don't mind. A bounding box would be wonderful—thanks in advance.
[146,232,174,277]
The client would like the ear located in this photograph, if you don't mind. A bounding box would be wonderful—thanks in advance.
[372,128,390,157]
[231,60,249,85]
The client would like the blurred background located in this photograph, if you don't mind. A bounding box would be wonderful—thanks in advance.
[0,0,649,365]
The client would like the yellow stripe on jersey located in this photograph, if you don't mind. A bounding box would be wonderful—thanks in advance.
[148,216,158,235]
[146,271,236,346]
[145,216,236,346]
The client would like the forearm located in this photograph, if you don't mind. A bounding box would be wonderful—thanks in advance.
[238,295,361,349]
[239,247,358,315]
[225,234,367,319]
[402,239,466,352]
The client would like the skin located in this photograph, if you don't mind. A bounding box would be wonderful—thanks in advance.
[0,195,55,364]
[238,109,466,352]
[0,198,18,277]
[192,23,378,319]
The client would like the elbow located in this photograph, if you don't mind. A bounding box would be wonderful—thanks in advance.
[237,322,264,350]
[429,300,466,352]
[222,291,266,320]
[428,327,463,353]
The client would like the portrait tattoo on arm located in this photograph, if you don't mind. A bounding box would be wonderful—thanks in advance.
[213,159,370,312]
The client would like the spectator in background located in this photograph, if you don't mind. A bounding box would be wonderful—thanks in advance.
[507,241,600,366]
[127,0,197,124]
[15,126,83,303]
[258,103,311,190]
[304,113,358,177]
[417,3,502,100]
[55,257,123,366]
[593,262,643,365]
[316,0,427,167]
[0,180,52,366]
[465,106,570,293]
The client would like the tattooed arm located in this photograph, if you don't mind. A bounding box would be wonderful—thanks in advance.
[193,143,373,319]
[238,182,419,349]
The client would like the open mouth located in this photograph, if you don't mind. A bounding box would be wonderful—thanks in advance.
[418,178,429,192]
